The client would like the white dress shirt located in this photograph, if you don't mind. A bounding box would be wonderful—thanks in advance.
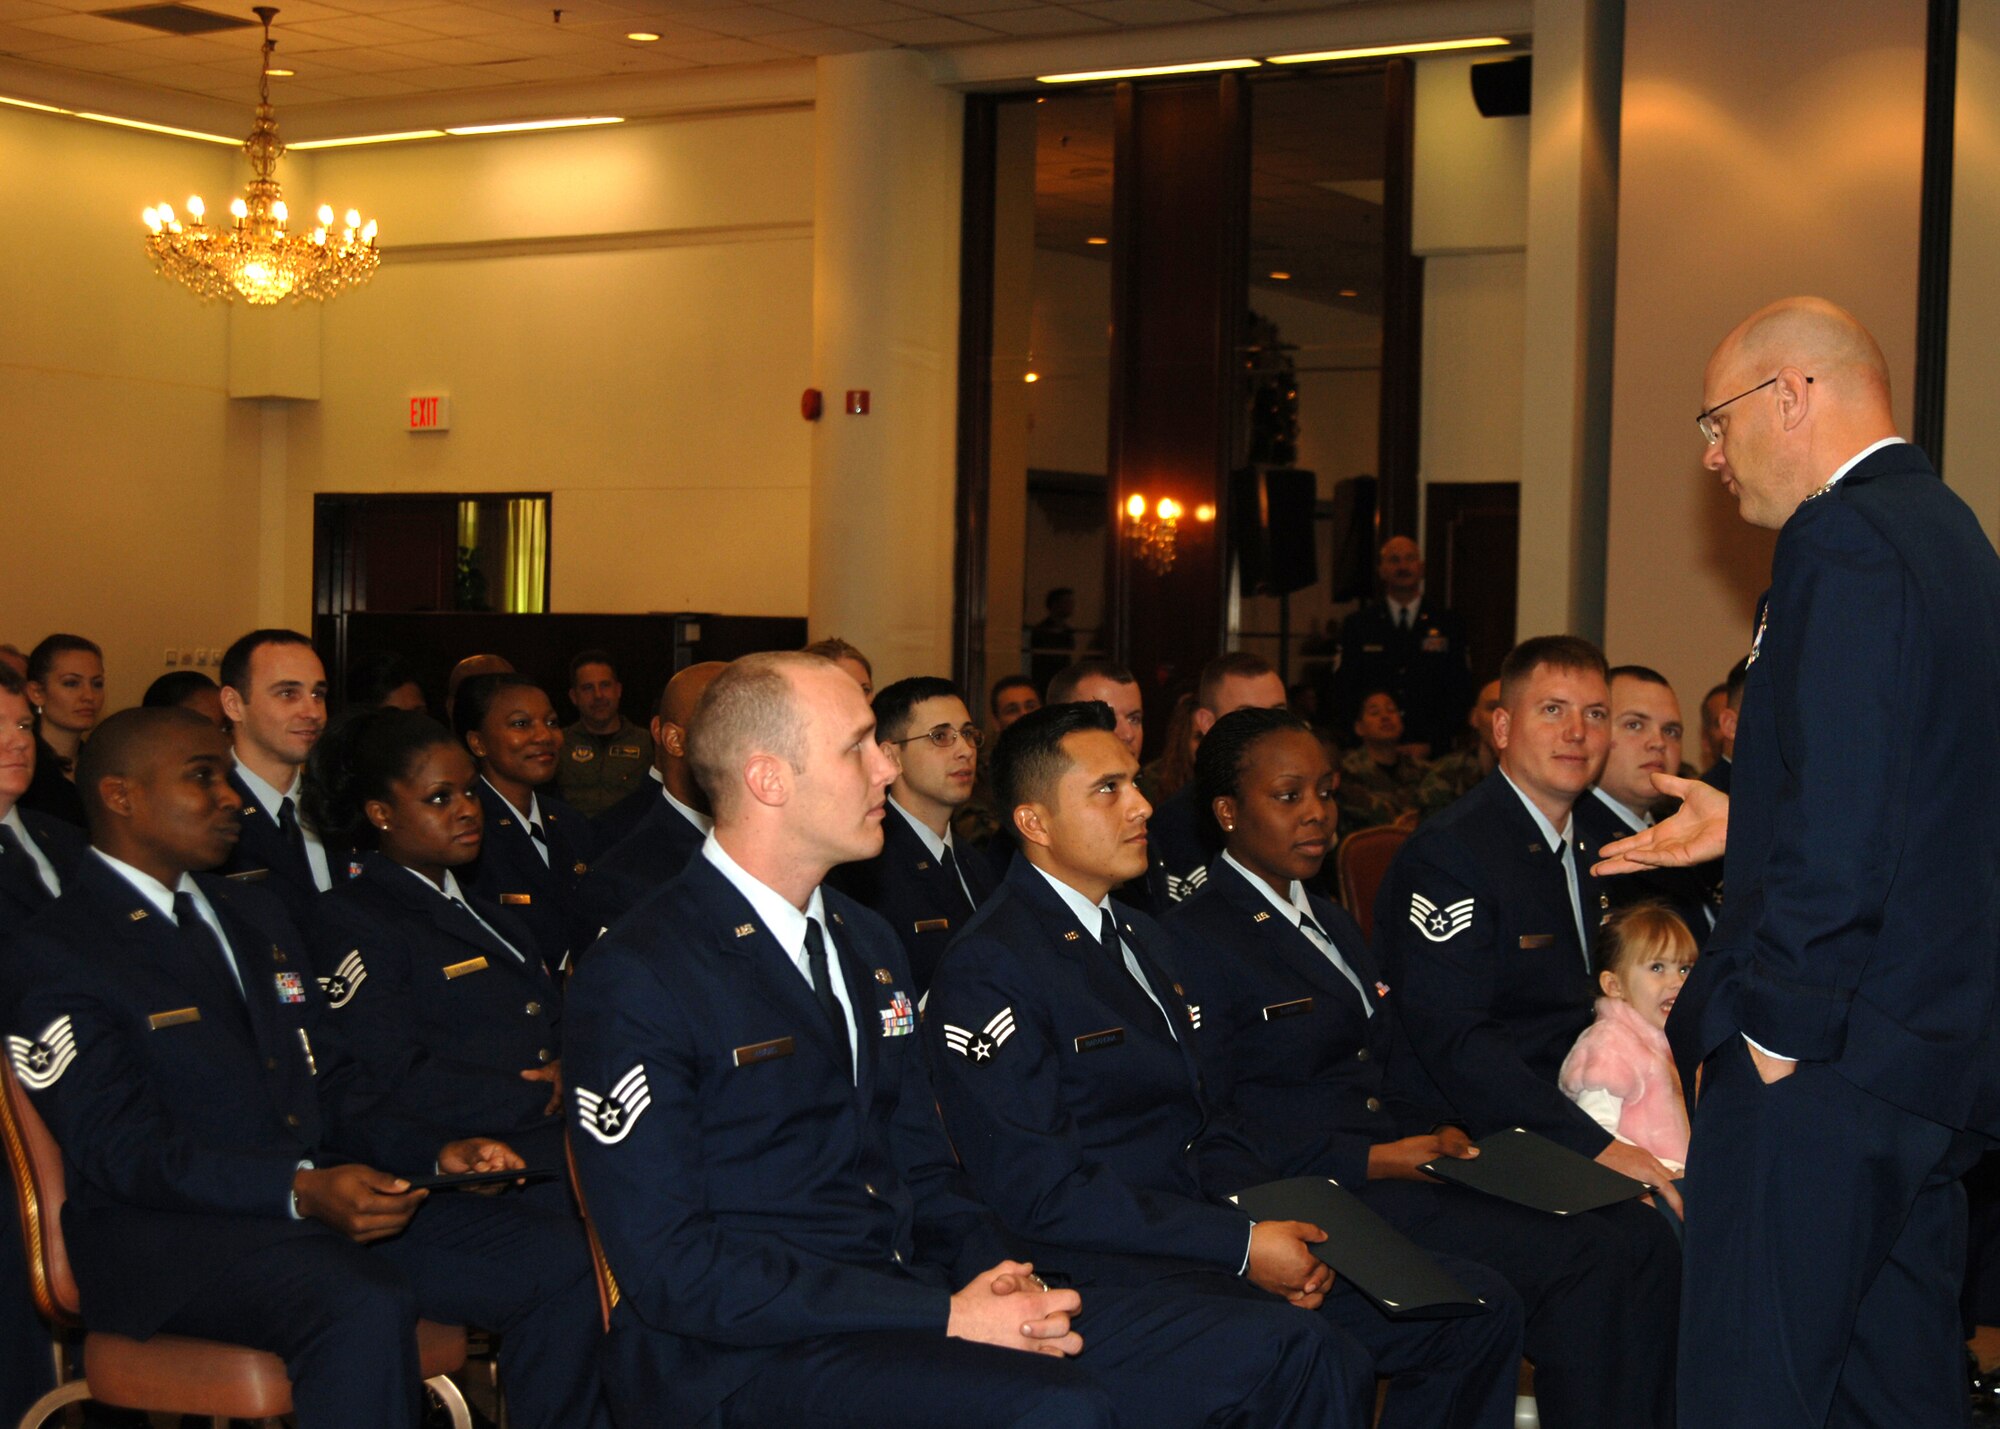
[664,786,714,837]
[1,806,61,898]
[1501,773,1587,965]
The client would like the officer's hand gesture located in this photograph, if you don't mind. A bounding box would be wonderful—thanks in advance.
[1592,774,1729,874]
[292,1164,425,1242]
[1247,1220,1333,1309]
[948,1261,1084,1358]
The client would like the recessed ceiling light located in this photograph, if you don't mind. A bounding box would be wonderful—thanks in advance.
[1086,236,1108,246]
[1338,288,1358,297]
[444,117,623,136]
[263,66,294,76]
[1268,271,1291,281]
[75,111,237,143]
[1267,37,1510,65]
[626,31,661,42]
[1038,58,1259,83]
[0,94,71,114]
[288,129,447,149]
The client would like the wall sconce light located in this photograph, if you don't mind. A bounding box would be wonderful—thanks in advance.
[1123,493,1214,575]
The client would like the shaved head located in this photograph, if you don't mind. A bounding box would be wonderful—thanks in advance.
[77,706,214,822]
[659,661,727,726]
[654,660,728,810]
[1701,296,1899,529]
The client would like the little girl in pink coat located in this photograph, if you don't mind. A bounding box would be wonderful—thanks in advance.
[1558,901,1696,1174]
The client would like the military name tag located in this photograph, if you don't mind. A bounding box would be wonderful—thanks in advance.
[1074,1027,1125,1053]
[913,918,950,934]
[733,1036,795,1066]
[1262,997,1314,1021]
[1517,934,1554,950]
[499,893,533,906]
[443,957,490,980]
[148,1006,201,1030]
[611,744,643,759]
[224,868,269,883]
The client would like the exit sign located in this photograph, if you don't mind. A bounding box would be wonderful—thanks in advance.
[407,395,451,432]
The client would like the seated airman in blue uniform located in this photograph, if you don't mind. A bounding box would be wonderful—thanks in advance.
[0,708,607,1429]
[925,701,1525,1429]
[565,652,1371,1429]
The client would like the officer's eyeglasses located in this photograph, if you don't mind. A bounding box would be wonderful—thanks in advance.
[1696,374,1811,445]
[888,723,984,751]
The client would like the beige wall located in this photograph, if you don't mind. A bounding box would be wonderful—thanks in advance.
[1946,0,2000,546]
[0,107,259,711]
[1602,0,1925,712]
[1421,251,1526,494]
[287,108,818,629]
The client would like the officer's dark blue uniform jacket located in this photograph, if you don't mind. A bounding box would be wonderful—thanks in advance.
[0,857,433,1340]
[564,853,1008,1426]
[0,810,86,928]
[1329,600,1475,754]
[1165,858,1438,1187]
[216,767,345,927]
[1574,790,1718,940]
[1373,770,1611,1156]
[1675,445,2000,1133]
[465,780,595,975]
[1143,783,1218,910]
[829,807,997,994]
[307,852,562,1173]
[575,792,704,940]
[924,857,1266,1287]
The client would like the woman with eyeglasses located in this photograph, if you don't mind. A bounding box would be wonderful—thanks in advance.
[1165,706,1679,1429]
[302,707,566,1185]
[454,672,597,977]
[830,676,998,994]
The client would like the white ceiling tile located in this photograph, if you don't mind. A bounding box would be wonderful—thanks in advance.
[369,36,536,64]
[0,0,62,21]
[281,67,431,96]
[657,33,793,63]
[759,24,885,54]
[764,0,925,26]
[1065,0,1226,23]
[671,5,803,37]
[857,13,999,41]
[967,6,1106,34]
[16,11,151,41]
[282,15,450,45]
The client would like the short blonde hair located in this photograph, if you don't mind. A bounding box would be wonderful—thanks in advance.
[687,652,823,816]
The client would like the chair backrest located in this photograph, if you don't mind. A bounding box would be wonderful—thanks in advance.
[1336,824,1410,942]
[562,1128,621,1333]
[0,1062,82,1328]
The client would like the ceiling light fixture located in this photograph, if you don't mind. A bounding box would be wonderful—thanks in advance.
[263,66,294,76]
[627,31,661,41]
[1086,236,1109,245]
[1267,37,1510,65]
[0,94,71,115]
[1037,58,1259,83]
[1337,288,1358,297]
[1268,271,1291,280]
[82,111,237,144]
[444,117,623,135]
[140,7,380,304]
[288,129,446,149]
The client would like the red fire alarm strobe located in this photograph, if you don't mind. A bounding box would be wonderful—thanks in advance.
[845,390,870,416]
[801,389,823,421]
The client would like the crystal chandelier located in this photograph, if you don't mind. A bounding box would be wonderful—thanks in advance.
[141,7,379,305]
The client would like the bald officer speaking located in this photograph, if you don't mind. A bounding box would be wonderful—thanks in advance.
[1605,297,2000,1429]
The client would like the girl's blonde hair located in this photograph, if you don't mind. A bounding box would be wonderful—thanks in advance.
[1591,899,1697,979]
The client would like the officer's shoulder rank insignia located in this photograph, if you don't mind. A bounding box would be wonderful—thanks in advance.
[943,1007,1015,1063]
[318,951,366,1008]
[874,967,894,985]
[8,1015,77,1090]
[576,1064,652,1145]
[1409,892,1475,942]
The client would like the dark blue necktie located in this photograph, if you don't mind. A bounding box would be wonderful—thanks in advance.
[803,918,849,1073]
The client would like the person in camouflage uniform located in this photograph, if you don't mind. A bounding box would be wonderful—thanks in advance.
[1337,689,1427,831]
[1415,677,1502,821]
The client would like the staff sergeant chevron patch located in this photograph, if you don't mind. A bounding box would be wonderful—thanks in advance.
[1410,893,1475,943]
[576,1064,653,1145]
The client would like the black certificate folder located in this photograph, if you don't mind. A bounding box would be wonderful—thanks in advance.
[1229,1177,1486,1319]
[1420,1127,1648,1215]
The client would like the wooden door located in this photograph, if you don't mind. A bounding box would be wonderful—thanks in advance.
[1423,482,1519,683]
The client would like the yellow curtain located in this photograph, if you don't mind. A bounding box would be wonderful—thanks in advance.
[504,498,548,613]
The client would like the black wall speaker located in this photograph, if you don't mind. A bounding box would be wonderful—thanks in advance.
[1232,467,1320,597]
[1471,55,1532,118]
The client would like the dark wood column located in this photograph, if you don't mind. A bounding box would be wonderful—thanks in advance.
[1107,77,1250,724]
[1376,57,1423,541]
